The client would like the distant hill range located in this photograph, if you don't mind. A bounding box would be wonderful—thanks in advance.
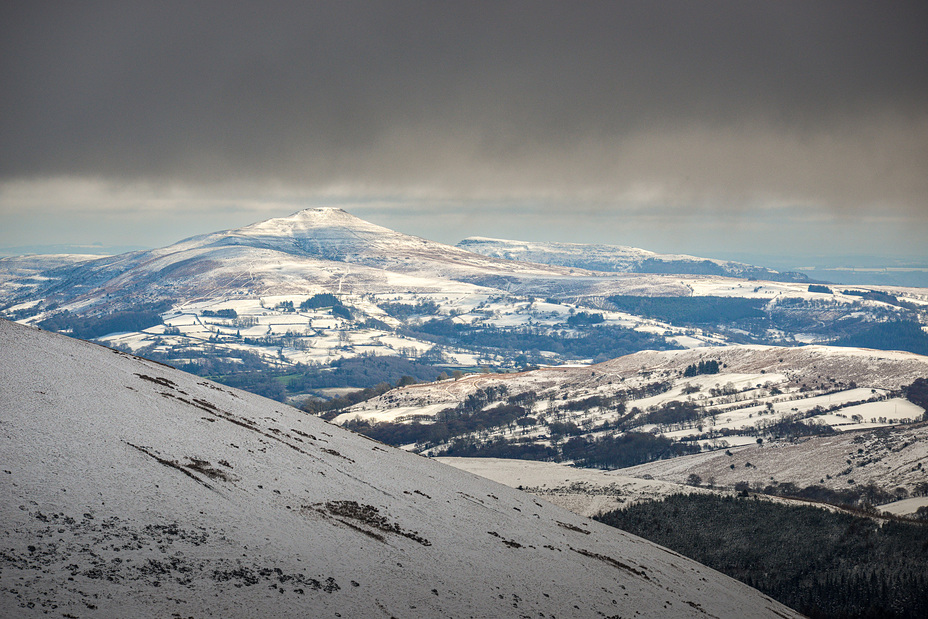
[1,208,924,394]
[459,236,812,282]
[0,208,590,312]
[1,209,825,317]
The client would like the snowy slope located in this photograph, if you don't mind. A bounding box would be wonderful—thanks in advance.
[0,319,800,618]
[594,344,928,390]
[337,344,928,426]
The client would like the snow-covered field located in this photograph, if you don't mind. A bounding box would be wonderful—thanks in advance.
[619,421,928,495]
[93,288,725,368]
[90,293,683,369]
[879,496,928,516]
[0,319,801,618]
[437,457,714,518]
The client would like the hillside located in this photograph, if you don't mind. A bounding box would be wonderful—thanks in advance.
[436,457,712,518]
[337,344,928,428]
[335,345,928,496]
[0,319,800,618]
[619,421,928,499]
[0,254,99,306]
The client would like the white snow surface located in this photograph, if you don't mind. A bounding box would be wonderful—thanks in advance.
[0,319,800,618]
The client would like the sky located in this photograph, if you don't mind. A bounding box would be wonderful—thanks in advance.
[1,1,926,263]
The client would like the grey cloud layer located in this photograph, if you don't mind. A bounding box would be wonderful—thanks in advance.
[1,1,926,210]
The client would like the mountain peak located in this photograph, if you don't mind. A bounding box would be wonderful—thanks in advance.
[223,208,398,246]
[290,206,351,219]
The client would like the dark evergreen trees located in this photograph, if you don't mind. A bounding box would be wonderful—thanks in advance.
[596,493,928,618]
[682,360,720,377]
[299,293,342,311]
[39,308,164,339]
[903,378,928,420]
[201,308,238,319]
[560,432,700,469]
[606,295,767,325]
[832,321,928,355]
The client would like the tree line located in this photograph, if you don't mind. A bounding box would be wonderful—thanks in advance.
[596,493,928,618]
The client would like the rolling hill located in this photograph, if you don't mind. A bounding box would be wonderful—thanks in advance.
[335,344,928,496]
[0,318,800,618]
[0,208,591,313]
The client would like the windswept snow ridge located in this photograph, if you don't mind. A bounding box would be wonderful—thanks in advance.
[458,237,809,282]
[0,319,800,618]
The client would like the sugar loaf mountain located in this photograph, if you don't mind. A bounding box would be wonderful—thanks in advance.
[3,208,928,617]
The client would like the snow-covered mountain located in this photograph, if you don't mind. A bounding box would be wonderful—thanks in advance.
[0,319,801,618]
[1,208,923,383]
[4,208,870,318]
[222,208,578,278]
[9,208,594,312]
[458,236,810,282]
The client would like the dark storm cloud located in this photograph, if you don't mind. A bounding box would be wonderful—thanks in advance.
[1,1,926,209]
